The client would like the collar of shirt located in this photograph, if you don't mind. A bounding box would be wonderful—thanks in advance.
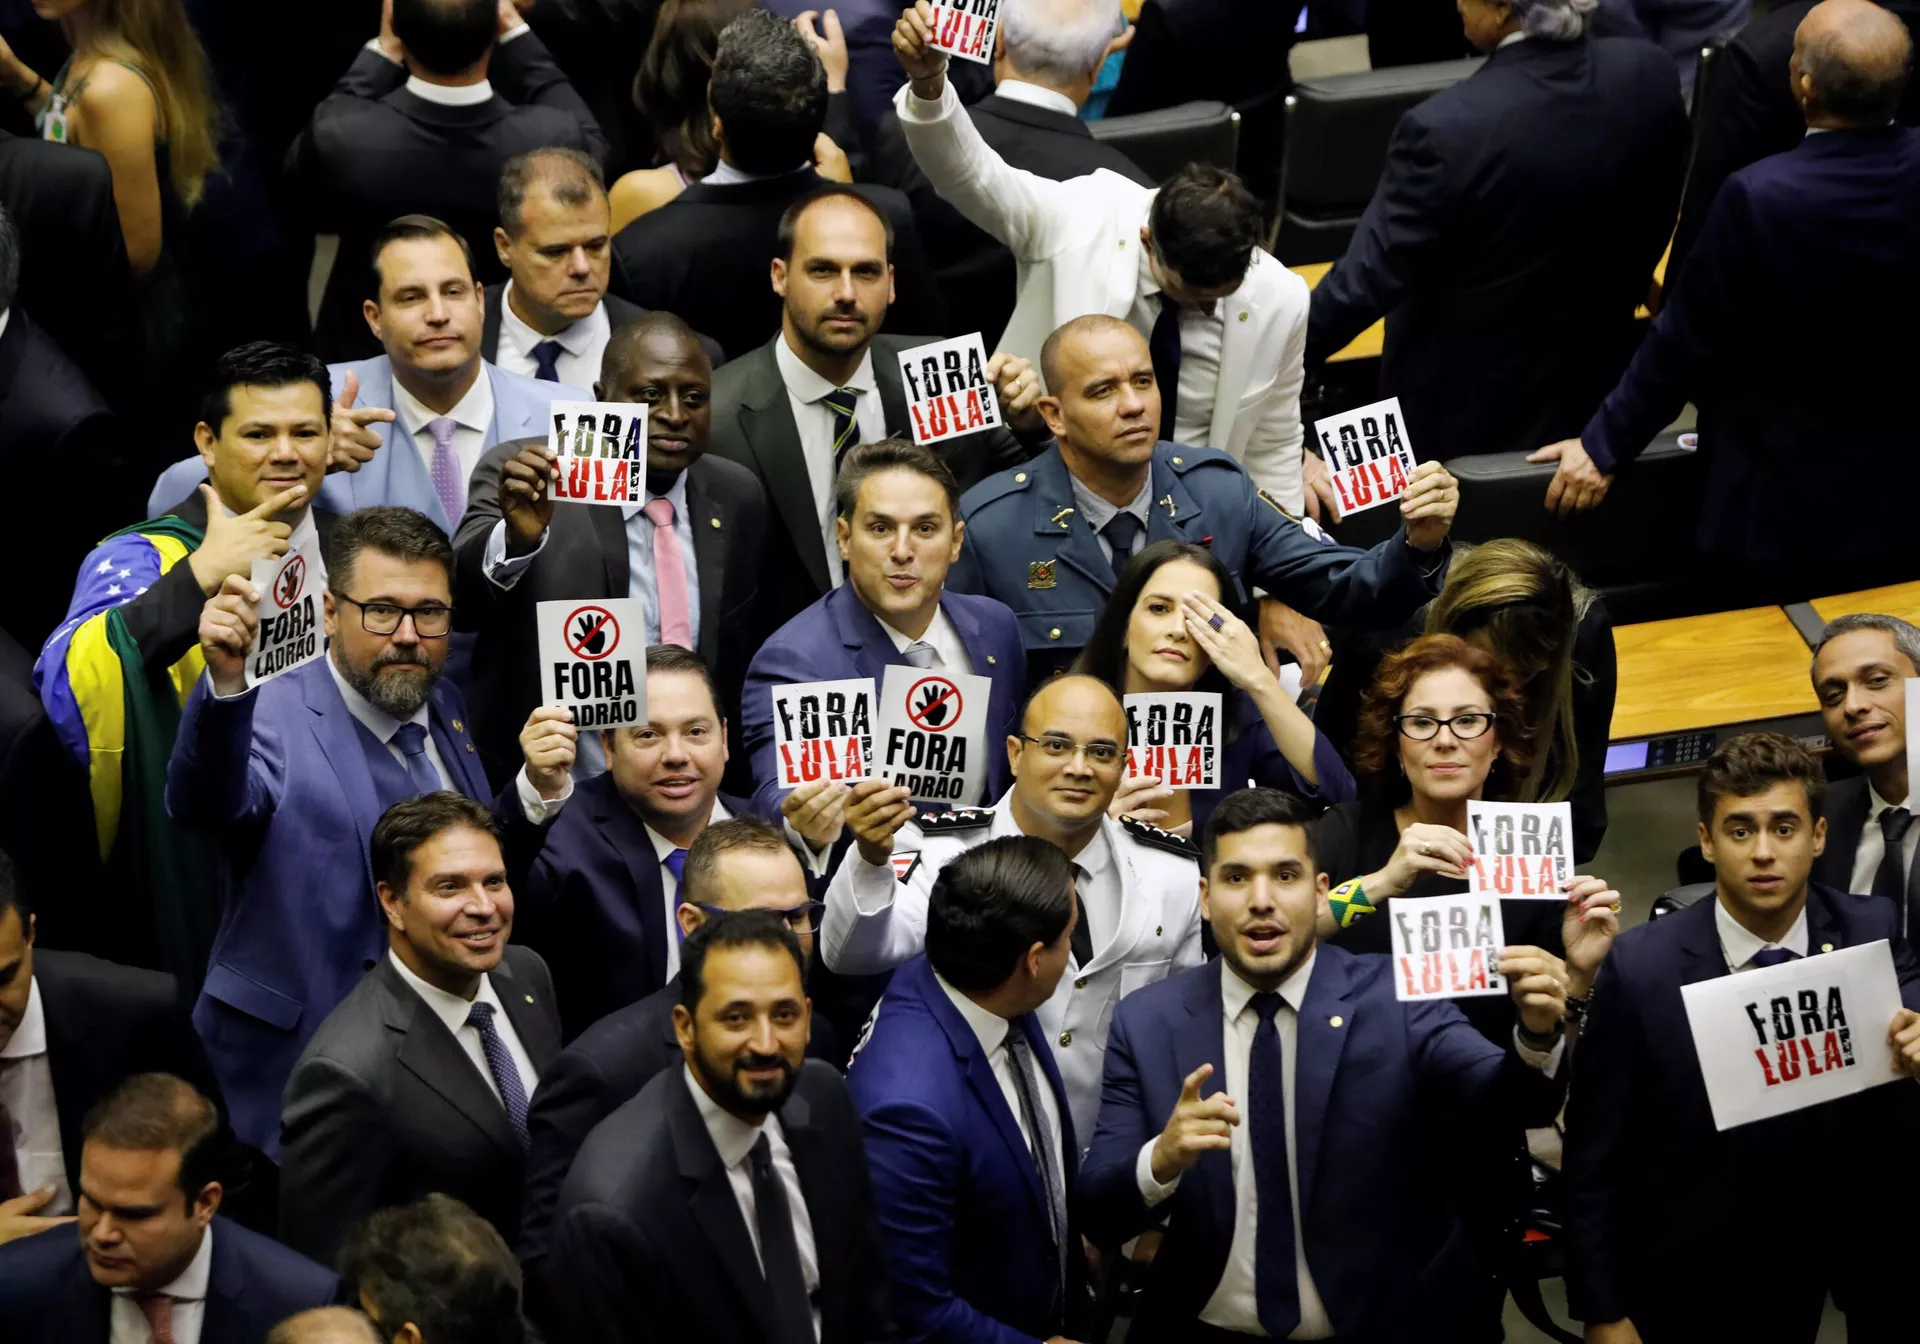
[993,79,1080,118]
[1220,947,1316,1022]
[1068,470,1152,537]
[875,603,963,664]
[774,334,879,407]
[933,967,1013,1056]
[325,651,430,747]
[404,75,495,106]
[683,1062,776,1168]
[645,796,733,867]
[0,976,46,1060]
[621,465,690,524]
[1496,31,1528,49]
[390,366,495,444]
[1714,898,1810,972]
[984,787,1112,870]
[387,947,504,1036]
[704,159,812,187]
[112,1223,212,1304]
[499,280,608,360]
[1866,780,1913,821]
[0,308,10,344]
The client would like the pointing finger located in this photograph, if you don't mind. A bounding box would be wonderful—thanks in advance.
[1178,1063,1213,1102]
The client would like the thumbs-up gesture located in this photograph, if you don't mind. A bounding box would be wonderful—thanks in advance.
[1149,1063,1239,1185]
[187,483,304,596]
[199,573,262,698]
[328,369,396,476]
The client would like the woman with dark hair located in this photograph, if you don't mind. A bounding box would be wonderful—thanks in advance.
[1073,539,1353,839]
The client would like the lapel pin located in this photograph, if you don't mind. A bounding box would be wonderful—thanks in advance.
[711,518,721,528]
[525,994,535,1004]
[1330,1015,1344,1028]
[1239,310,1249,322]
[1028,560,1057,590]
[1049,506,1075,527]
[451,719,463,732]
[986,655,997,665]
[1154,925,1162,937]
[466,743,476,753]
[1160,494,1177,520]
[1821,942,1834,953]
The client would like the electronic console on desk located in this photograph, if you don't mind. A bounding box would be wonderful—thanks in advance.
[1604,716,1831,783]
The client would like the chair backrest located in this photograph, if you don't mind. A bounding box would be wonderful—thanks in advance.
[1651,883,1715,919]
[1088,100,1241,182]
[1279,57,1482,216]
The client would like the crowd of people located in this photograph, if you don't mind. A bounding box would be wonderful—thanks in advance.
[1,0,1918,1340]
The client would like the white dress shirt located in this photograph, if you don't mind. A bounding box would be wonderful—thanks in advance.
[1848,783,1918,898]
[494,280,613,389]
[773,336,887,586]
[932,970,1068,1214]
[1128,247,1226,452]
[704,159,812,186]
[992,79,1079,117]
[683,1066,822,1341]
[647,798,732,980]
[390,368,496,515]
[874,604,973,677]
[1715,899,1810,974]
[0,978,71,1214]
[387,950,539,1103]
[110,1223,212,1344]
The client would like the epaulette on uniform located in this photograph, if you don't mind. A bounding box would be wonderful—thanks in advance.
[919,806,995,832]
[959,464,1035,512]
[1120,815,1200,860]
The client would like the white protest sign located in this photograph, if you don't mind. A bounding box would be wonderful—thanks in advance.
[772,678,876,788]
[1123,692,1221,790]
[1466,801,1574,899]
[898,333,1002,446]
[1390,893,1507,1001]
[1907,679,1920,787]
[547,401,648,506]
[245,537,326,687]
[1311,396,1417,519]
[1682,940,1905,1131]
[927,0,1002,64]
[873,663,991,804]
[536,598,646,729]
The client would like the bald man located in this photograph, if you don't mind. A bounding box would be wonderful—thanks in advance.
[266,1308,382,1344]
[454,312,770,781]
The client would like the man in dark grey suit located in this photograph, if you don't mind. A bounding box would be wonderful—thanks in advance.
[279,793,564,1268]
[1810,613,1920,920]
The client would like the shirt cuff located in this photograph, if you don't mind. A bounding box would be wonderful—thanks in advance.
[899,78,956,118]
[498,19,531,41]
[851,852,899,915]
[785,819,833,878]
[207,669,257,703]
[1135,1139,1179,1207]
[517,765,574,824]
[484,519,547,589]
[1514,1026,1567,1077]
[364,37,401,63]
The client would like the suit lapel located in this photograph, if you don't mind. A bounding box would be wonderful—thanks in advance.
[875,349,910,437]
[589,776,672,983]
[1291,949,1356,1214]
[738,348,831,595]
[685,465,726,665]
[1815,779,1868,890]
[428,685,489,799]
[482,286,504,363]
[670,1074,782,1335]
[830,585,898,686]
[1143,455,1210,549]
[1673,893,1732,987]
[583,502,630,599]
[303,664,388,891]
[383,960,523,1157]
[1177,963,1236,1237]
[1208,284,1258,450]
[199,1223,247,1344]
[371,360,451,531]
[1078,821,1154,976]
[492,952,561,1074]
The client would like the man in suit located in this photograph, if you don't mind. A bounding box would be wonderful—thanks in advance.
[0,1073,337,1343]
[609,9,946,362]
[1077,787,1589,1342]
[1305,0,1687,468]
[167,507,576,1157]
[546,910,892,1342]
[0,631,96,941]
[456,313,766,781]
[290,0,607,362]
[1536,0,1920,588]
[868,0,1148,344]
[1566,733,1920,1342]
[280,794,562,1267]
[339,1194,524,1344]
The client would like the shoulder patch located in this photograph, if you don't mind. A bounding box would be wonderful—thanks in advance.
[959,463,1036,514]
[1257,488,1302,524]
[1121,815,1200,860]
[890,851,922,884]
[918,806,995,832]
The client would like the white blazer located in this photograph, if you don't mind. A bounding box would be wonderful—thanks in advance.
[894,80,1312,510]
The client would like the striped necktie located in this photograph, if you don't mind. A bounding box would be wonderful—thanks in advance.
[823,387,862,475]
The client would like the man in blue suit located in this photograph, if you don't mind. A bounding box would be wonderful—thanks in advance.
[1078,788,1600,1343]
[1566,732,1920,1344]
[166,507,577,1156]
[847,834,1086,1344]
[147,215,588,529]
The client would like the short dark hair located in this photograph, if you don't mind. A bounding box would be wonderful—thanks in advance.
[1148,164,1263,291]
[681,815,797,908]
[776,183,894,263]
[369,214,477,302]
[391,0,497,77]
[1697,732,1828,828]
[926,835,1074,992]
[328,506,456,594]
[708,9,828,175]
[833,437,960,523]
[1073,539,1248,707]
[602,309,711,387]
[0,846,21,926]
[679,907,806,1015]
[0,200,17,314]
[82,1074,224,1205]
[1205,786,1319,873]
[498,147,607,237]
[371,792,501,894]
[339,1194,523,1344]
[645,643,723,717]
[199,341,333,436]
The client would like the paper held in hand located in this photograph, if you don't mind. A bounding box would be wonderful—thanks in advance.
[927,0,1003,65]
[1682,940,1905,1131]
[1123,692,1221,790]
[772,679,876,789]
[873,663,991,805]
[1311,396,1417,518]
[245,537,326,687]
[1466,801,1574,899]
[1390,893,1507,1001]
[898,333,1002,446]
[547,401,649,507]
[537,598,646,730]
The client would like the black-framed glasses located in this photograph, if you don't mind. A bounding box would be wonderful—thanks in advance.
[693,901,826,934]
[1394,712,1495,742]
[1017,733,1124,766]
[331,592,454,638]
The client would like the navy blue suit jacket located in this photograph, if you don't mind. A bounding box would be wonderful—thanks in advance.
[1188,689,1357,841]
[1077,950,1565,1343]
[846,955,1084,1344]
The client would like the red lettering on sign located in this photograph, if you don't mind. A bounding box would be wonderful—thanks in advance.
[1775,1040,1801,1082]
[1824,1030,1846,1071]
[1387,454,1410,494]
[1799,1036,1824,1077]
[1757,1047,1780,1086]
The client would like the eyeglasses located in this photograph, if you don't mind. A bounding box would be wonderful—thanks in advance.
[1393,712,1495,742]
[693,901,826,935]
[1016,733,1124,766]
[331,592,455,638]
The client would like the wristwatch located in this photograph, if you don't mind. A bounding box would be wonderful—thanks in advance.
[1517,1018,1566,1052]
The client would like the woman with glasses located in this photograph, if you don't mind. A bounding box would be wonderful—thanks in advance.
[1073,540,1355,839]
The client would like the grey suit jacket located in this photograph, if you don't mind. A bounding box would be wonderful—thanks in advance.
[278,945,561,1268]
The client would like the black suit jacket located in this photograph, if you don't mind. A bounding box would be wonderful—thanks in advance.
[869,91,1153,342]
[291,35,609,362]
[480,285,729,368]
[278,946,563,1268]
[0,1215,337,1343]
[1307,36,1687,463]
[0,632,98,935]
[1813,774,1920,912]
[546,1058,890,1343]
[607,171,947,363]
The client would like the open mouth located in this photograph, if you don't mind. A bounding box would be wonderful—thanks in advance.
[652,775,701,798]
[1241,924,1286,955]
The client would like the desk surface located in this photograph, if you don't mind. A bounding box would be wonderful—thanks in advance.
[1610,605,1820,740]
[1811,581,1920,628]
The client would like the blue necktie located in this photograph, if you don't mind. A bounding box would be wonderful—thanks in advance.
[665,847,689,941]
[1100,512,1143,584]
[530,340,564,382]
[390,723,442,797]
[1249,991,1300,1338]
[1750,947,1801,968]
[466,1001,529,1149]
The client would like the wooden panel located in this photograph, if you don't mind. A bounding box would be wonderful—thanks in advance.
[1289,262,1383,363]
[1611,606,1819,740]
[1810,581,1920,627]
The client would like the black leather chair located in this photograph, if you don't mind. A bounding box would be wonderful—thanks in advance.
[1088,100,1240,182]
[1651,882,1714,919]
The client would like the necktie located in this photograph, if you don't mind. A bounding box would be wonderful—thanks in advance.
[390,723,442,798]
[0,1084,21,1200]
[641,496,694,649]
[1872,806,1913,914]
[747,1134,815,1344]
[530,339,564,382]
[427,416,465,527]
[822,387,861,476]
[1248,991,1300,1338]
[1750,947,1801,969]
[665,848,690,942]
[1100,512,1143,584]
[901,640,937,669]
[1004,1024,1069,1310]
[1148,297,1182,443]
[1069,864,1094,969]
[466,1001,529,1149]
[136,1293,175,1344]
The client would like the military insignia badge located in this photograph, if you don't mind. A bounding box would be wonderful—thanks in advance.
[1257,488,1302,524]
[1028,560,1058,589]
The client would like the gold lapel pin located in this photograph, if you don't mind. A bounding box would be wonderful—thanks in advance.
[1049,506,1075,527]
[1330,1015,1344,1028]
[1160,494,1177,519]
[451,719,463,732]
[525,995,535,1004]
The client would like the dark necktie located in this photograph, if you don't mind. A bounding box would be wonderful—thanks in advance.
[1248,991,1300,1338]
[823,387,861,475]
[1750,947,1801,969]
[665,848,690,944]
[1148,297,1182,443]
[466,1001,530,1149]
[1069,863,1094,969]
[530,340,564,382]
[1004,1024,1069,1310]
[0,1080,22,1200]
[390,723,442,798]
[1872,806,1913,915]
[748,1133,815,1344]
[1100,512,1143,585]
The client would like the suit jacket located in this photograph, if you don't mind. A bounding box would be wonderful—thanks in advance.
[546,1058,892,1343]
[1582,126,1920,566]
[0,630,97,940]
[1076,951,1566,1343]
[1563,885,1920,1335]
[1307,36,1688,464]
[755,0,991,131]
[288,34,609,362]
[279,945,562,1267]
[607,170,947,366]
[869,89,1154,347]
[1813,775,1920,912]
[892,79,1312,508]
[0,1215,337,1344]
[481,284,635,366]
[452,440,766,783]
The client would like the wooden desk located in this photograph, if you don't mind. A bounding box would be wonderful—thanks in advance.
[1289,262,1383,363]
[1611,605,1820,740]
[1811,581,1920,628]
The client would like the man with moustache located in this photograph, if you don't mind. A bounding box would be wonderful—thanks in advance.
[545,912,891,1343]
[1808,614,1920,917]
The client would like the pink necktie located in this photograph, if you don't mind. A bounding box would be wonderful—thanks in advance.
[136,1293,176,1344]
[427,416,464,526]
[642,496,693,649]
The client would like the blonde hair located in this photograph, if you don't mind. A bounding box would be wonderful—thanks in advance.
[85,0,221,206]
